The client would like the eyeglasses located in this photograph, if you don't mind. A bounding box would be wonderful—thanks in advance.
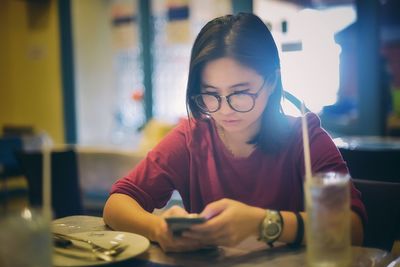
[191,79,266,113]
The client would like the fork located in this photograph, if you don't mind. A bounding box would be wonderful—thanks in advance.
[54,245,127,262]
[91,244,129,261]
[53,233,128,262]
[53,232,122,255]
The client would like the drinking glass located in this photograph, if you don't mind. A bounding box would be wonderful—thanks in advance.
[305,172,351,267]
[0,207,52,267]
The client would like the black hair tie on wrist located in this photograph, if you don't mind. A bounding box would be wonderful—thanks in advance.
[288,212,304,248]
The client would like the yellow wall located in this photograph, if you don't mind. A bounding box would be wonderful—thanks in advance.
[0,0,64,143]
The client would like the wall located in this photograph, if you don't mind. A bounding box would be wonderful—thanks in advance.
[0,0,64,143]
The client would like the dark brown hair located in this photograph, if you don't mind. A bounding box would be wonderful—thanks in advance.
[186,13,289,153]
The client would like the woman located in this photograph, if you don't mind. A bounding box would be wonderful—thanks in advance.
[103,13,365,252]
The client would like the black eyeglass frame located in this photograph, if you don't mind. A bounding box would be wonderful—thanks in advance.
[191,78,267,113]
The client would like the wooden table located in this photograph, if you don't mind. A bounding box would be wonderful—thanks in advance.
[53,216,395,267]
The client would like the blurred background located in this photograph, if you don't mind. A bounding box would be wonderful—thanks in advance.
[1,0,400,146]
[1,0,400,216]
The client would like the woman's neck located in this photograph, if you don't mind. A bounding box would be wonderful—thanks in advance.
[216,120,261,157]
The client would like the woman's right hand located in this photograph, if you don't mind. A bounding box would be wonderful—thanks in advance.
[154,205,205,252]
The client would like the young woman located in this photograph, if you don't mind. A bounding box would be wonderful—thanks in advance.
[103,13,365,252]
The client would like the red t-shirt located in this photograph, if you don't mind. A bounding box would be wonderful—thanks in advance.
[111,113,366,223]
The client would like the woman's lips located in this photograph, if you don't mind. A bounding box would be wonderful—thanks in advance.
[222,119,241,126]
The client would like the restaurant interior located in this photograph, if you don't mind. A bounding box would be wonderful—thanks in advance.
[1,0,400,266]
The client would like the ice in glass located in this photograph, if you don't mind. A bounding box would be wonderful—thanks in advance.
[305,172,351,267]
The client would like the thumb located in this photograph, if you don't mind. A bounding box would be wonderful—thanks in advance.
[200,199,229,219]
[162,205,189,218]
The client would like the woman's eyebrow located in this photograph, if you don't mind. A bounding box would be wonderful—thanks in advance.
[230,82,251,89]
[201,82,251,89]
[201,83,218,89]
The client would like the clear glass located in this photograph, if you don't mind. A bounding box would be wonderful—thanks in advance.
[0,207,52,267]
[305,172,351,267]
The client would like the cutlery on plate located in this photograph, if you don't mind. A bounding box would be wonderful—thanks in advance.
[54,247,116,262]
[53,233,128,262]
[53,232,120,252]
[54,245,128,262]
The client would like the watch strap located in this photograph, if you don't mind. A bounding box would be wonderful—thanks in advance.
[288,212,304,248]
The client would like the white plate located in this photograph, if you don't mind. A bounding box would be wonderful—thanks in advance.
[53,231,150,267]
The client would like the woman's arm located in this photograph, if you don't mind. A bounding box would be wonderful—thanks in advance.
[103,193,206,252]
[351,211,364,245]
[184,199,363,247]
[281,211,363,245]
[282,211,363,245]
[182,199,290,246]
[300,114,366,244]
[103,193,163,241]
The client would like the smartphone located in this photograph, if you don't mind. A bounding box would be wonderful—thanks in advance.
[165,216,206,237]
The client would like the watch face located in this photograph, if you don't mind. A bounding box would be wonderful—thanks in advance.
[266,223,279,236]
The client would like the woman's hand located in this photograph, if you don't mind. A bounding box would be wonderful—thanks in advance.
[182,199,265,247]
[154,205,205,252]
[160,205,189,218]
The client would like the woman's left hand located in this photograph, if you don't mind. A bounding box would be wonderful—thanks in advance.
[182,198,265,247]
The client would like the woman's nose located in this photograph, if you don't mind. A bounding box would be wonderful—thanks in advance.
[218,96,235,114]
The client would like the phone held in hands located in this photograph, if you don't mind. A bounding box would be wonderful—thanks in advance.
[165,215,206,237]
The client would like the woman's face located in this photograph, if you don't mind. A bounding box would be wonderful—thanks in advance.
[200,57,273,135]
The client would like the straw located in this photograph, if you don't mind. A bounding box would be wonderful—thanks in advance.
[301,102,312,182]
[42,134,52,219]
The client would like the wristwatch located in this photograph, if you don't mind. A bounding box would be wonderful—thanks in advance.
[259,209,283,246]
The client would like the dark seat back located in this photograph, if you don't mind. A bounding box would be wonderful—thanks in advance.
[340,148,400,183]
[0,137,25,208]
[0,137,23,178]
[17,149,84,218]
[353,179,400,251]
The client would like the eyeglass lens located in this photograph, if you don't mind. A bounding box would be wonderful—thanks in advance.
[196,94,255,113]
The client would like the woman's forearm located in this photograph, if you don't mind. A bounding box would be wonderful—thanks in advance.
[276,211,364,246]
[103,193,163,241]
[351,211,364,246]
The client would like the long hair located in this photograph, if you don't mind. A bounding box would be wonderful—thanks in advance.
[186,13,289,153]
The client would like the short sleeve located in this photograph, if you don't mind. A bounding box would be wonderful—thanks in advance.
[110,121,191,212]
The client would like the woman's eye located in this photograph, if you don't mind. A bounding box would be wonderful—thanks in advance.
[204,92,219,96]
[234,90,250,95]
